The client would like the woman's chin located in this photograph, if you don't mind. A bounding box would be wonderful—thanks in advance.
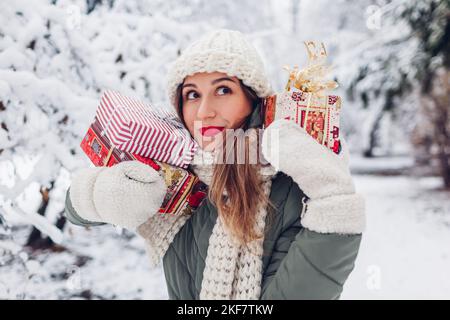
[194,131,226,151]
[197,139,215,151]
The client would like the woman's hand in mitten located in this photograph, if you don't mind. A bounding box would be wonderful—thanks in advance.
[261,119,365,234]
[69,161,167,230]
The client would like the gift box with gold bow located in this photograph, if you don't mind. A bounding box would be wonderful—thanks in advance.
[263,42,342,154]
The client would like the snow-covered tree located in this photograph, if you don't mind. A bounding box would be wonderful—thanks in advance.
[404,0,450,188]
[341,0,449,187]
[0,0,198,248]
[0,0,275,249]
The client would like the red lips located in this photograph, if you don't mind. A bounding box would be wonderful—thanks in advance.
[200,126,225,137]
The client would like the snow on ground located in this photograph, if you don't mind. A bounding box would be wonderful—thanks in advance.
[349,155,415,175]
[343,174,450,300]
[1,172,449,299]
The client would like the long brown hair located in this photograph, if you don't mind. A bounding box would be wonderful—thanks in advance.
[175,80,273,246]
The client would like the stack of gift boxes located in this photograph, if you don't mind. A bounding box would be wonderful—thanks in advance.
[80,90,206,216]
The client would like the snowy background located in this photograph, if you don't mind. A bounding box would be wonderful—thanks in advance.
[1,0,449,299]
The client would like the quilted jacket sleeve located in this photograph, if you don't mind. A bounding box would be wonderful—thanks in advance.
[260,184,362,300]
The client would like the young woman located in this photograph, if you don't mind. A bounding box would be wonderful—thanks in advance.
[65,29,365,300]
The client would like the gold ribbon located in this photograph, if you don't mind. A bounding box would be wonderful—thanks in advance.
[284,41,338,95]
[103,145,115,166]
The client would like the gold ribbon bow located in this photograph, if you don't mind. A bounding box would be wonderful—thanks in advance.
[284,41,338,96]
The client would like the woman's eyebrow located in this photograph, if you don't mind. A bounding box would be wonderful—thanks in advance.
[211,77,236,85]
[182,83,197,89]
[182,77,236,90]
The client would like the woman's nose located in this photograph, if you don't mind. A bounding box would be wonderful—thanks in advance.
[196,96,216,120]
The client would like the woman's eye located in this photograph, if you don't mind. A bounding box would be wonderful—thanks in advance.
[185,91,199,100]
[217,86,231,95]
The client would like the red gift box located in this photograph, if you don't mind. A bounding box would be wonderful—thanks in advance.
[262,41,342,155]
[80,91,207,216]
[95,90,197,169]
[263,89,342,154]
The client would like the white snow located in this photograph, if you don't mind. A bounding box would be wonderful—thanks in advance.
[1,0,449,300]
[349,154,414,174]
[343,175,450,299]
[0,223,169,299]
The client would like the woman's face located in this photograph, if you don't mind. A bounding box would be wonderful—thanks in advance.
[181,72,253,150]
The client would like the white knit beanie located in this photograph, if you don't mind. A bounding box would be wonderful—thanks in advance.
[166,29,274,108]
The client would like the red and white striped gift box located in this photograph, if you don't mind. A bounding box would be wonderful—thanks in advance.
[95,90,198,169]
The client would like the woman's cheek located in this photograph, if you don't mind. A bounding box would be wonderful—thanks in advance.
[229,103,252,128]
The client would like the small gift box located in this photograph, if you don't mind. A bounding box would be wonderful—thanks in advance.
[80,91,207,216]
[95,90,197,169]
[263,42,342,154]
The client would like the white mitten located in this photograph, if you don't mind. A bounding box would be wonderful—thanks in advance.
[262,119,365,234]
[70,161,167,230]
[69,166,106,224]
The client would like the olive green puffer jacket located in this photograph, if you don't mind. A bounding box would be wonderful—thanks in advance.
[65,171,362,300]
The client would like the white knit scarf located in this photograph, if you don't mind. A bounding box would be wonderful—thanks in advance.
[137,134,276,300]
